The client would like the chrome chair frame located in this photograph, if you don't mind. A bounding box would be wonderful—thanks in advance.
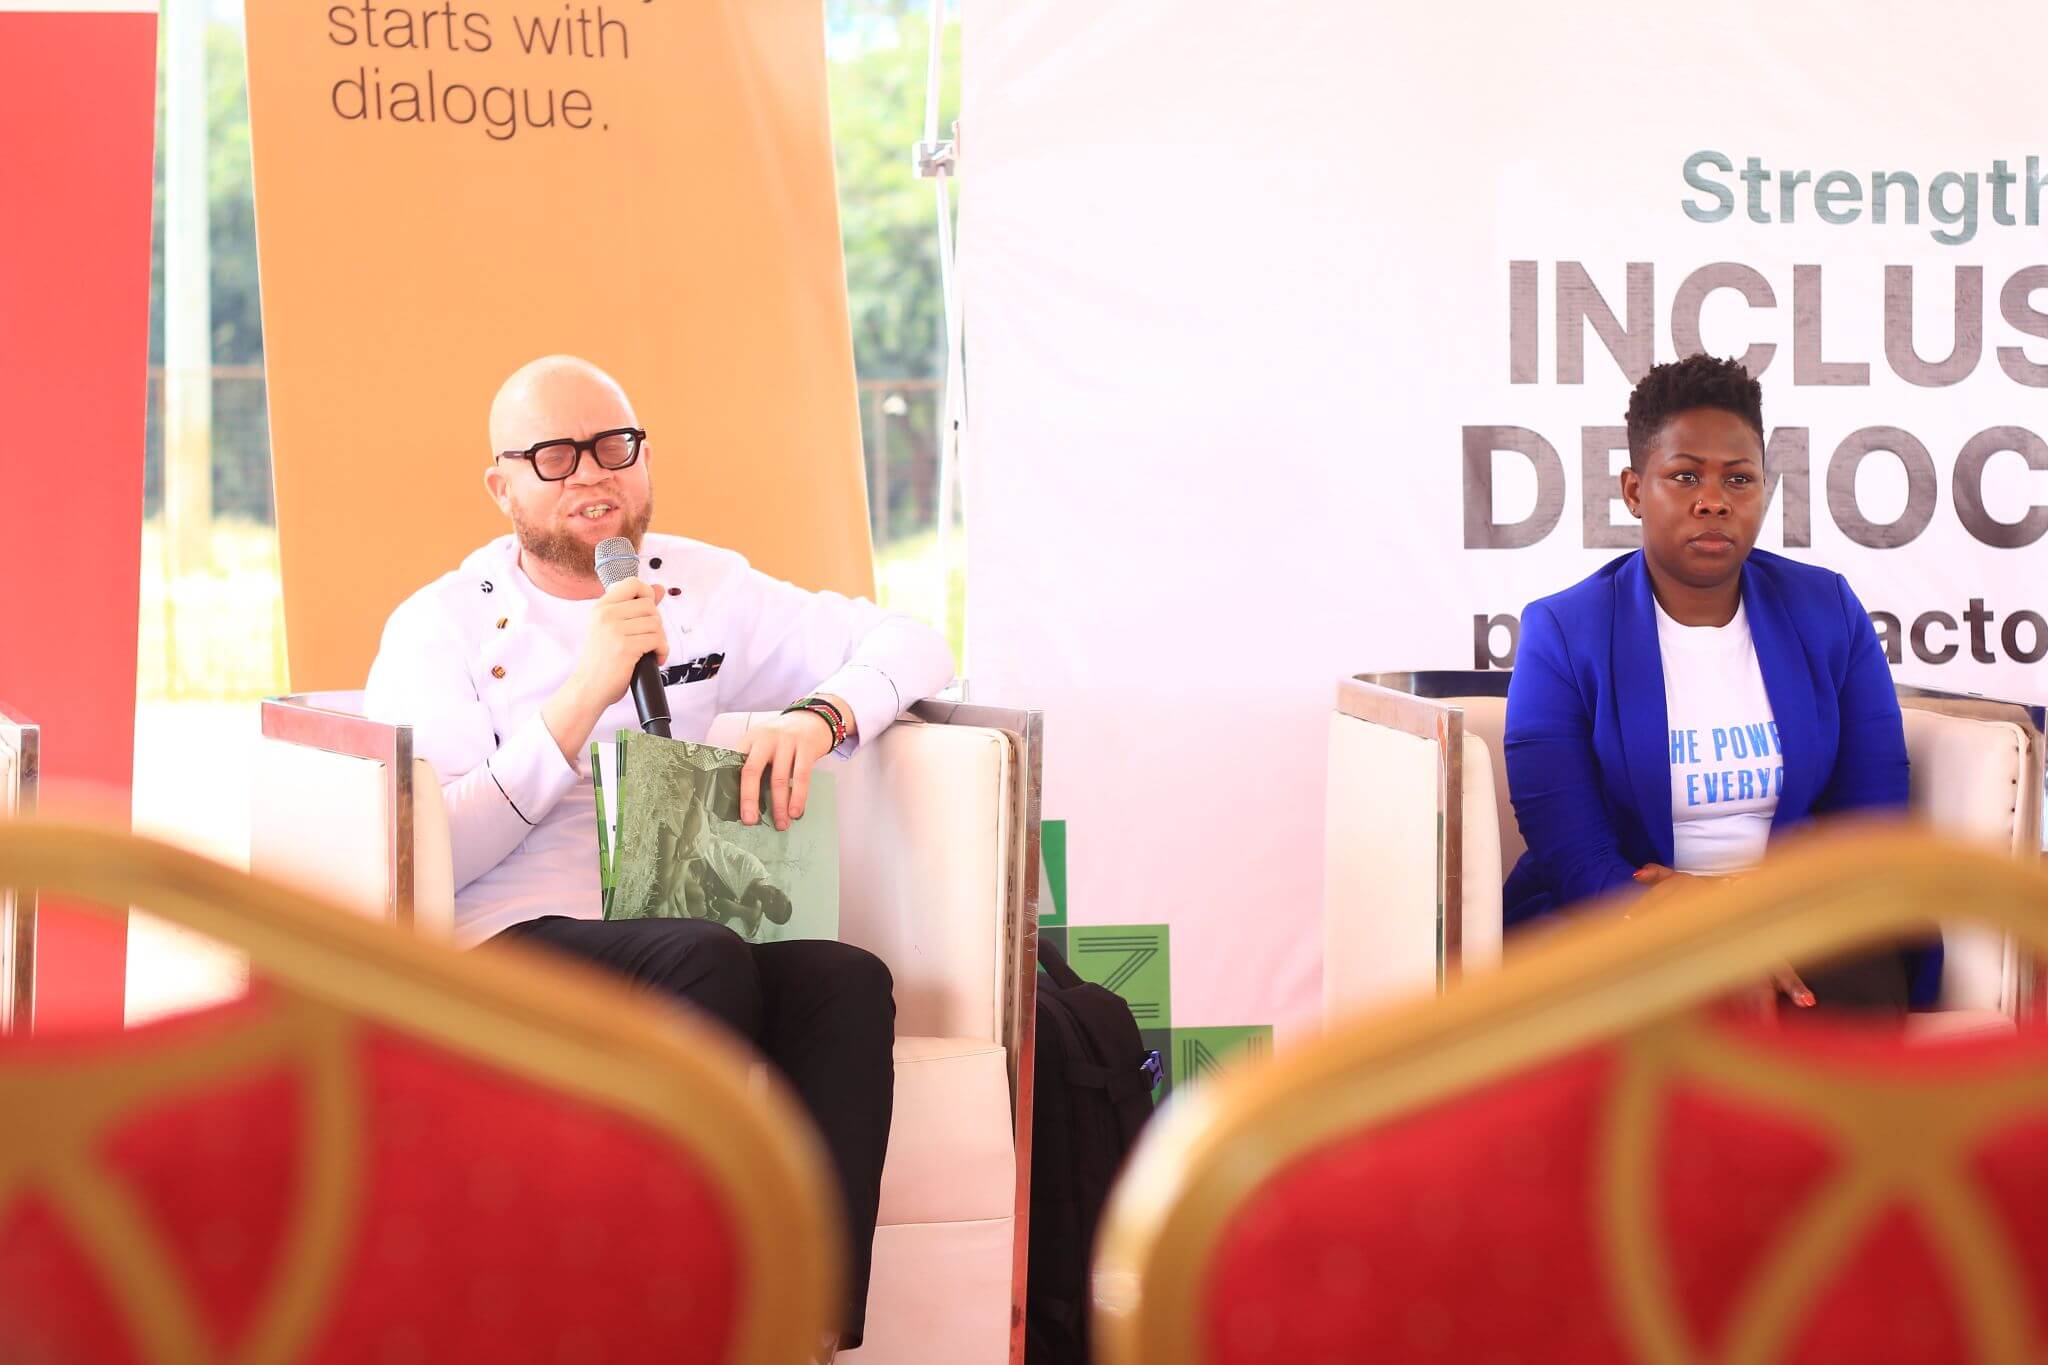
[261,692,420,928]
[1338,670,1510,984]
[913,698,1045,1365]
[1892,683,2047,1015]
[1342,670,2047,1000]
[0,701,37,1033]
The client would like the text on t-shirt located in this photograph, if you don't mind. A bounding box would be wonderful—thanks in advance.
[1670,721,1783,808]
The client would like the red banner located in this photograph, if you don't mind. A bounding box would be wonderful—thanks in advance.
[0,4,158,1032]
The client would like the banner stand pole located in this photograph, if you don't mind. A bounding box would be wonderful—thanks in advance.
[914,0,966,660]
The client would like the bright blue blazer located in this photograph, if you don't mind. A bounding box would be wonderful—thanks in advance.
[1501,549,1939,1005]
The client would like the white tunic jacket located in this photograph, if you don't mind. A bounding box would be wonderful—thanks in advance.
[364,532,956,944]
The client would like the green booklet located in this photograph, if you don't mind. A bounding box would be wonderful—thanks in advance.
[593,730,839,943]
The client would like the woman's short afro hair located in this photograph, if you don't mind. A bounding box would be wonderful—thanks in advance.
[1625,353,1763,468]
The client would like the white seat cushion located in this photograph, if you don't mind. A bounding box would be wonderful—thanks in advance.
[859,1038,1017,1361]
[411,760,455,934]
[250,737,455,938]
[1457,731,1503,973]
[879,1035,1014,1227]
[843,1217,1014,1363]
[1455,696,1519,873]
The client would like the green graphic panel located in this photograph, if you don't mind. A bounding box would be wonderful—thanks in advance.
[1037,926,1068,968]
[1039,819,1067,928]
[1068,924,1170,1030]
[1170,1025,1273,1091]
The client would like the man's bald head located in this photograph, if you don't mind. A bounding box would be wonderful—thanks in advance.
[488,355,639,454]
[483,355,655,590]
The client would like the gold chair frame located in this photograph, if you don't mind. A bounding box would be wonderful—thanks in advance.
[0,820,840,1365]
[1099,823,2048,1365]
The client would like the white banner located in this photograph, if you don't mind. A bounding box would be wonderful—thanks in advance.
[962,0,2048,1045]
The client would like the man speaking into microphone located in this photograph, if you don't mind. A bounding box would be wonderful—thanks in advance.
[363,354,954,1359]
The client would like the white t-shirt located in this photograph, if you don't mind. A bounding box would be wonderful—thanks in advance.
[512,562,604,784]
[1655,599,1781,875]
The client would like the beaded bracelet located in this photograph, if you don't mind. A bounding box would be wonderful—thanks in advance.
[793,695,847,733]
[788,700,846,748]
[780,702,836,745]
[782,696,848,748]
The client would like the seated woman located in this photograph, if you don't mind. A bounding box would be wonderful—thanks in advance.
[1502,352,1938,1011]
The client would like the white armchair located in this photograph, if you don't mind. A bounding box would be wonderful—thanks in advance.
[251,692,456,936]
[252,693,1043,1365]
[1324,670,2045,1020]
[0,702,37,1033]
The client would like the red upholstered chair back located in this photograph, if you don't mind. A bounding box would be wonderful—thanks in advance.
[0,822,838,1365]
[1094,824,2048,1365]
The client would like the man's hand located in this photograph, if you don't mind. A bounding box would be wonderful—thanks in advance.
[736,709,839,830]
[571,577,669,706]
[542,578,668,763]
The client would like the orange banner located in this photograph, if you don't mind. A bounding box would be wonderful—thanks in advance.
[245,0,872,690]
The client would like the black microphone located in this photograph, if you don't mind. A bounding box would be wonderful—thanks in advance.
[593,536,672,739]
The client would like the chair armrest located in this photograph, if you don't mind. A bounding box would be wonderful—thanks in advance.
[252,696,454,938]
[712,709,1020,1044]
[1901,708,2032,1013]
[1324,710,1441,1012]
[1325,680,1503,1016]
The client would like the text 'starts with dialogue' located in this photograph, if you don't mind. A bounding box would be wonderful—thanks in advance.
[324,2,646,142]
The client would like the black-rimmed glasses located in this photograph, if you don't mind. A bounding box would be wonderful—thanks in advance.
[497,427,646,481]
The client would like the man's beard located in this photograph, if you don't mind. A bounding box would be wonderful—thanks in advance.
[510,496,654,578]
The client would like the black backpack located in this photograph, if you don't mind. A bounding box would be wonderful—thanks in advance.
[1026,938,1163,1365]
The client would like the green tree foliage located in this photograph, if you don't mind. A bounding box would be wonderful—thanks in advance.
[827,0,957,383]
[206,23,262,365]
[826,1,958,539]
[148,22,263,366]
[145,22,271,519]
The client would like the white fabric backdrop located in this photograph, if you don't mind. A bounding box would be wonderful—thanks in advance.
[961,0,2048,1040]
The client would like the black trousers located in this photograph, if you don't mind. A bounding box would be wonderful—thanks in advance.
[1787,946,1914,1015]
[489,916,895,1346]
